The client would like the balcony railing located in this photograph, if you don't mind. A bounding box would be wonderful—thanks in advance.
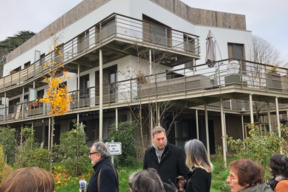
[0,13,200,91]
[1,59,288,123]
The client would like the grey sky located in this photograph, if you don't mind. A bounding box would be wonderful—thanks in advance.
[0,0,287,62]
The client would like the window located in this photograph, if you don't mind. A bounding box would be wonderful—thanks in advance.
[24,61,31,69]
[175,121,189,149]
[228,43,245,70]
[77,31,89,53]
[35,50,41,62]
[37,90,44,99]
[10,66,21,75]
[40,53,45,66]
[9,98,20,114]
[24,95,29,108]
[184,35,196,53]
[143,15,171,47]
[80,74,89,98]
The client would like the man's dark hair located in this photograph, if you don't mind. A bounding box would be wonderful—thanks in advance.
[269,154,288,177]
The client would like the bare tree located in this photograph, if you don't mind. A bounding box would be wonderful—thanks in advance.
[247,35,281,122]
[117,43,186,153]
[252,35,280,65]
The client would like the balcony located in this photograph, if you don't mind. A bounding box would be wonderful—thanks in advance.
[0,13,200,94]
[1,59,288,123]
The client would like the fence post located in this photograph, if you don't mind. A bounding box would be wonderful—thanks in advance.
[218,61,221,88]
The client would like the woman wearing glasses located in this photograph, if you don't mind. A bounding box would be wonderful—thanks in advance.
[227,159,273,192]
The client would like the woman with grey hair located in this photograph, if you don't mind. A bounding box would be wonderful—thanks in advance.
[177,139,213,192]
[128,168,165,192]
[87,141,119,192]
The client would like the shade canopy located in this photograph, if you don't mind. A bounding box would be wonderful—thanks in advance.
[205,30,215,68]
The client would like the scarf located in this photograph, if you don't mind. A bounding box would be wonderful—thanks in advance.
[152,140,167,163]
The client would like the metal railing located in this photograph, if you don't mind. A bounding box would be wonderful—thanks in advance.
[1,59,288,122]
[0,13,200,91]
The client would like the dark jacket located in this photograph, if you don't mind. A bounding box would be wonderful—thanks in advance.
[87,157,119,192]
[185,168,211,192]
[143,142,189,184]
[241,184,273,192]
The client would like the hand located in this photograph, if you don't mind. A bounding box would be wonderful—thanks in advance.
[163,179,178,192]
[176,176,186,190]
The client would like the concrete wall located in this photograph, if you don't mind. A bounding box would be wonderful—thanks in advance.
[194,25,253,65]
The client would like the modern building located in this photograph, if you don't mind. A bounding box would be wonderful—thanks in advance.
[1,0,288,160]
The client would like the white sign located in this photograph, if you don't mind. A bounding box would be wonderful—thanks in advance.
[106,142,122,155]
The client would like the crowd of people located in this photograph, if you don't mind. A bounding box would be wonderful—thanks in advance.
[0,125,287,192]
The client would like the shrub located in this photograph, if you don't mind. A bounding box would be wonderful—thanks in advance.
[26,148,50,171]
[0,145,5,183]
[226,124,288,179]
[108,121,137,167]
[0,127,16,164]
[0,164,13,185]
[55,121,90,176]
[15,127,48,170]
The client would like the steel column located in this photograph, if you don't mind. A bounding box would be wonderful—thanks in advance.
[220,98,227,167]
[249,94,254,124]
[267,102,271,132]
[115,108,118,131]
[196,109,199,140]
[204,104,210,159]
[241,114,245,140]
[48,118,51,150]
[99,49,103,141]
[275,97,282,154]
[77,64,80,108]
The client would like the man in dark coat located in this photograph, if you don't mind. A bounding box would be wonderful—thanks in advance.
[87,141,119,192]
[143,126,190,184]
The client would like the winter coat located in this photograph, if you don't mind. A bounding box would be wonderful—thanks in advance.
[143,142,190,184]
[185,167,211,192]
[241,184,273,192]
[87,157,119,192]
[275,179,288,192]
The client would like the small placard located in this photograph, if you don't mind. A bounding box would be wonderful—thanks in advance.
[106,142,122,155]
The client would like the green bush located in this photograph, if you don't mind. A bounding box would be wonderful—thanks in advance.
[0,145,5,183]
[108,121,137,167]
[226,124,288,179]
[55,121,90,176]
[0,127,16,164]
[26,148,50,171]
[15,127,47,169]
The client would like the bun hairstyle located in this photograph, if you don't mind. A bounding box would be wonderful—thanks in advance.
[269,154,288,177]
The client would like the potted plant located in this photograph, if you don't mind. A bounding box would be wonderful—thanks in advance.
[266,62,282,91]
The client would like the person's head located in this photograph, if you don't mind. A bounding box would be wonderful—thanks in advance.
[89,141,110,165]
[128,168,165,192]
[184,139,213,173]
[269,154,288,177]
[0,167,55,192]
[152,126,167,149]
[227,159,264,192]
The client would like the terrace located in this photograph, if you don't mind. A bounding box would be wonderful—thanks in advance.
[1,58,288,124]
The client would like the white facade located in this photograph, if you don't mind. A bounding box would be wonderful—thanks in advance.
[4,0,252,77]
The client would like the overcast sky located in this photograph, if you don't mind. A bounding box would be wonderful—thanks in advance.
[0,0,287,62]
